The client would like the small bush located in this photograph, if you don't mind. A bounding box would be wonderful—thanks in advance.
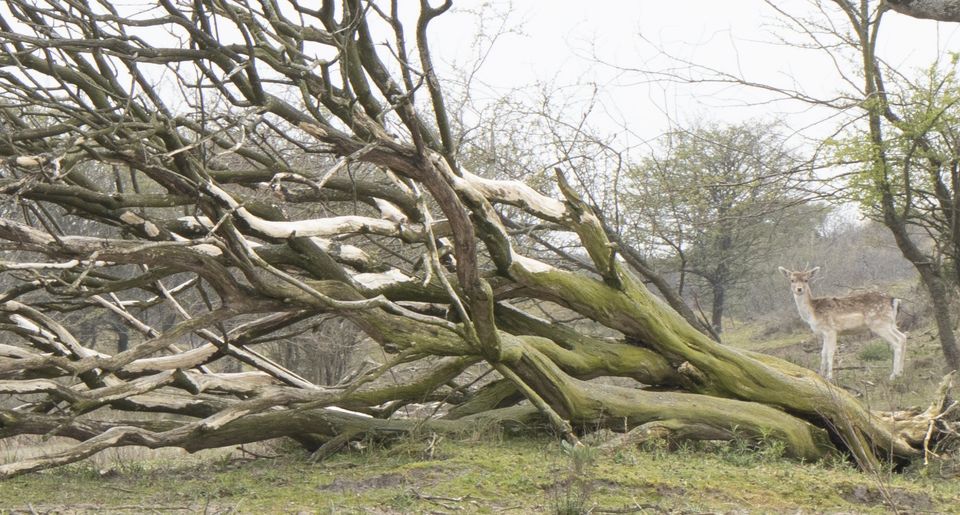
[547,441,597,515]
[720,428,787,467]
[563,442,597,476]
[387,491,417,511]
[639,436,671,460]
[548,482,592,515]
[858,342,893,362]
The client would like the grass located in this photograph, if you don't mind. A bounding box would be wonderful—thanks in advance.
[723,315,950,408]
[3,317,958,513]
[859,341,894,362]
[2,431,959,513]
[722,318,809,353]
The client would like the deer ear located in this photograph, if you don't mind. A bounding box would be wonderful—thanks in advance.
[809,266,820,277]
[778,266,790,278]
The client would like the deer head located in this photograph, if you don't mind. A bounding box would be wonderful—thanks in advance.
[778,266,820,297]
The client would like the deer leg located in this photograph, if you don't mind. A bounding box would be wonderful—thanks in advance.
[895,327,907,377]
[871,324,906,380]
[820,330,837,380]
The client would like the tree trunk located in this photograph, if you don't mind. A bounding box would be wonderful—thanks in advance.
[885,0,960,22]
[880,188,960,372]
[853,0,960,373]
[711,281,726,334]
[918,265,960,371]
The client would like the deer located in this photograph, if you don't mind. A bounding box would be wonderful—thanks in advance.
[778,266,906,381]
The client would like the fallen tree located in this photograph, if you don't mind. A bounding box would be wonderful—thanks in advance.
[0,0,956,478]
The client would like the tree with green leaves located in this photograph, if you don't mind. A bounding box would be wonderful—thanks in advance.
[625,121,811,334]
[634,0,960,371]
[819,3,960,371]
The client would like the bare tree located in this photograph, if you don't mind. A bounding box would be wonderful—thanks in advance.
[457,85,721,339]
[0,0,955,478]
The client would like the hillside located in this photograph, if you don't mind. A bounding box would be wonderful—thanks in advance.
[724,310,950,409]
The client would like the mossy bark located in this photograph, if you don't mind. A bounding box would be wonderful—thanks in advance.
[497,338,833,461]
[496,174,920,467]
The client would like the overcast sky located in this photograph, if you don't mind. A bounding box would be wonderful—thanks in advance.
[428,1,960,148]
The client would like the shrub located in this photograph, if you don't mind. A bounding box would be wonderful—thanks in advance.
[859,342,893,362]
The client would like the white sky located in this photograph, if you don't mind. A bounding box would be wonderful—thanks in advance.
[6,0,957,160]
[430,1,960,148]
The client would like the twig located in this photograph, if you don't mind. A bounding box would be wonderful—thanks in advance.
[593,502,665,514]
[105,485,139,494]
[411,488,465,511]
[236,445,277,460]
[423,432,442,460]
[310,429,362,463]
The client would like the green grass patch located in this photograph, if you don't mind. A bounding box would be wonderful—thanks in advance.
[859,341,894,361]
[721,319,807,352]
[2,432,958,513]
